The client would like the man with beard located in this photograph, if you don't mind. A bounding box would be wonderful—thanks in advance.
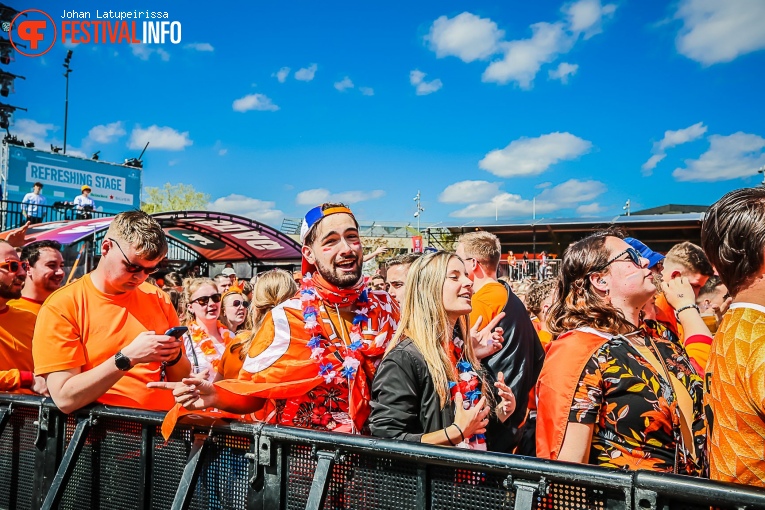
[152,203,400,433]
[8,240,65,315]
[0,240,47,394]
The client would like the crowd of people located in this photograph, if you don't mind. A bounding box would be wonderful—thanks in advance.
[0,188,764,491]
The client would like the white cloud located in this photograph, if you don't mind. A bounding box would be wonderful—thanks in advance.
[132,45,170,61]
[576,202,606,216]
[656,122,708,151]
[295,63,317,81]
[483,22,570,88]
[232,93,279,112]
[218,149,227,156]
[675,0,765,65]
[673,132,765,182]
[426,12,504,62]
[439,180,502,204]
[641,154,666,175]
[536,178,606,205]
[548,62,579,83]
[564,0,617,39]
[359,87,374,96]
[274,67,290,83]
[410,69,443,95]
[449,178,606,218]
[334,77,354,92]
[295,188,385,206]
[184,42,214,52]
[87,121,126,144]
[128,125,192,151]
[208,194,284,225]
[479,132,593,177]
[642,122,707,174]
[12,118,57,147]
[430,1,616,89]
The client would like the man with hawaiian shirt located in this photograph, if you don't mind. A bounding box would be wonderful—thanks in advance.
[155,203,399,433]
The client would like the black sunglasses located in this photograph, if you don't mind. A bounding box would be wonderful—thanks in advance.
[191,293,222,306]
[108,238,160,275]
[0,260,30,272]
[601,247,642,271]
[229,299,250,308]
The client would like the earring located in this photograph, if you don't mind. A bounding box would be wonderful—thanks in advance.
[599,279,606,284]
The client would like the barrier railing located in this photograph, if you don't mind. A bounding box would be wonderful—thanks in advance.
[0,200,115,231]
[1,393,764,510]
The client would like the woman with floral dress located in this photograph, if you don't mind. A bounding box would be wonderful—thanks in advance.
[536,229,706,475]
[181,278,236,382]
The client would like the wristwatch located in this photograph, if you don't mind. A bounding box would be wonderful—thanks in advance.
[114,351,132,371]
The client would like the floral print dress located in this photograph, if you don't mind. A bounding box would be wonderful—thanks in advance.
[569,331,706,475]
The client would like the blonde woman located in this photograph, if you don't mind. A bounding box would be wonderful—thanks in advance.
[181,278,235,381]
[369,251,515,448]
[219,288,251,334]
[217,269,298,381]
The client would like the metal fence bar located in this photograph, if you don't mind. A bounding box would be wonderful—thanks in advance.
[0,402,11,436]
[170,432,209,510]
[304,449,337,510]
[40,416,91,510]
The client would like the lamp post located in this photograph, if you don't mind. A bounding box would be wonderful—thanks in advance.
[63,50,73,154]
[758,165,765,186]
[413,190,424,233]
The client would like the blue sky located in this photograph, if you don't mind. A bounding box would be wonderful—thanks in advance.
[12,0,765,227]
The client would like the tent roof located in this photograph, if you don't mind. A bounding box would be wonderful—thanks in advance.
[25,211,302,263]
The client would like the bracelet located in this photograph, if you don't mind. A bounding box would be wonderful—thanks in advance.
[675,304,701,320]
[452,423,465,443]
[443,427,456,446]
[165,347,184,367]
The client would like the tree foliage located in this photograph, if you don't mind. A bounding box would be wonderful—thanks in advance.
[141,183,210,214]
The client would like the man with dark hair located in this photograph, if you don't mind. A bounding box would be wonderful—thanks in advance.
[385,252,422,305]
[33,210,190,413]
[455,231,544,454]
[153,203,400,434]
[8,240,65,315]
[0,240,48,395]
[701,187,765,487]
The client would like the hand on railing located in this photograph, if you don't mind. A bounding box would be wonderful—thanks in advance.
[31,375,50,397]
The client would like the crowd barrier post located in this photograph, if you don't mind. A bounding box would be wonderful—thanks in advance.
[40,416,92,510]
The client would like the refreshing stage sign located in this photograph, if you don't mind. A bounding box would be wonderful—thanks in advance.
[3,145,141,211]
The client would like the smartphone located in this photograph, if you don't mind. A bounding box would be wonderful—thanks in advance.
[164,326,188,339]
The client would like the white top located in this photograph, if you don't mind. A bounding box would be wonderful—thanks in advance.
[21,192,46,217]
[73,194,96,210]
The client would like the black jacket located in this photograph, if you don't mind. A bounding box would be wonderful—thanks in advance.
[369,339,453,442]
[482,281,545,453]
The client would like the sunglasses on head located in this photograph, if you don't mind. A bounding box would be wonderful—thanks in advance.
[601,247,642,270]
[108,238,160,275]
[191,293,222,306]
[0,260,29,272]
[230,299,250,308]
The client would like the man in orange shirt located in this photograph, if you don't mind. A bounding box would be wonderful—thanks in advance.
[455,232,544,454]
[0,240,47,394]
[33,211,190,413]
[702,187,765,487]
[8,240,65,315]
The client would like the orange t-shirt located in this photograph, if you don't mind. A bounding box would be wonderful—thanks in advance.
[469,281,508,330]
[7,297,43,315]
[706,303,765,486]
[0,305,36,392]
[33,274,180,411]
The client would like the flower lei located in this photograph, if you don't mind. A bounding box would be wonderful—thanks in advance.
[300,272,370,385]
[188,320,235,372]
[448,335,487,449]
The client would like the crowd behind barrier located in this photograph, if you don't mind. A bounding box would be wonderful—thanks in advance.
[1,393,764,510]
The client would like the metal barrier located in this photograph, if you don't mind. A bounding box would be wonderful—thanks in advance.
[1,393,764,510]
[0,200,115,231]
